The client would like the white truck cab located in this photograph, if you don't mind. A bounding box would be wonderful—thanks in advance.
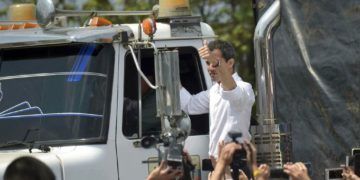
[0,1,216,179]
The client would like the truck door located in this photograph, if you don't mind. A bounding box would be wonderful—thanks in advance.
[116,43,211,179]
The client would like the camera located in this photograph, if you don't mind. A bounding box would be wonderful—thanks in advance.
[166,143,183,170]
[325,148,360,180]
[325,168,343,180]
[166,143,195,179]
[352,148,360,176]
[228,132,249,180]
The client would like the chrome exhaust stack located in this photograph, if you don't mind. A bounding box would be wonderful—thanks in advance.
[252,0,292,168]
[254,0,280,124]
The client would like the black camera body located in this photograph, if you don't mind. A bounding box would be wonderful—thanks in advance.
[166,143,195,179]
[228,132,249,180]
[166,143,184,170]
[352,148,360,176]
[230,147,247,171]
[349,153,360,177]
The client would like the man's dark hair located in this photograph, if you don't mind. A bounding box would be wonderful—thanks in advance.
[208,40,236,62]
[4,156,55,180]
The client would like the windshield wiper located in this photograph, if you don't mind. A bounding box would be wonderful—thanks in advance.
[0,128,50,153]
[0,141,50,153]
[0,140,33,149]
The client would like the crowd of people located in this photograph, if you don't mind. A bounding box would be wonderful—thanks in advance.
[146,141,360,180]
[3,142,359,180]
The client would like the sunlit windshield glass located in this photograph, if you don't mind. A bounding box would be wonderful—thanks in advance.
[0,43,114,145]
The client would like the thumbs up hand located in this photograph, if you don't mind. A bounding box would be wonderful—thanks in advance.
[198,40,210,59]
[198,40,218,67]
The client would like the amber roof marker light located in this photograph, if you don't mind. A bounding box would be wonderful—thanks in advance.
[8,3,36,21]
[142,18,157,38]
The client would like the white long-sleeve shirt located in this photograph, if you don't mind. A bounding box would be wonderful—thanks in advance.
[180,73,255,158]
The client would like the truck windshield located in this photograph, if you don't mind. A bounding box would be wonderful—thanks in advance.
[0,43,114,146]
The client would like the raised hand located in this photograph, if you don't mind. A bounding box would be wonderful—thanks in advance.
[283,162,311,180]
[218,142,242,165]
[198,40,218,67]
[342,166,360,180]
[243,140,257,170]
[147,161,182,180]
[254,164,270,180]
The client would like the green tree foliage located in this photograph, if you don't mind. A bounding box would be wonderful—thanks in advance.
[12,0,35,3]
[120,0,157,11]
[83,0,113,11]
[0,9,6,18]
[79,0,154,25]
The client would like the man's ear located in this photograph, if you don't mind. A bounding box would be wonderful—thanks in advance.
[227,58,235,68]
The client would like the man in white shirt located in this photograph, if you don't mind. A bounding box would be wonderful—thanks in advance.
[180,40,255,159]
